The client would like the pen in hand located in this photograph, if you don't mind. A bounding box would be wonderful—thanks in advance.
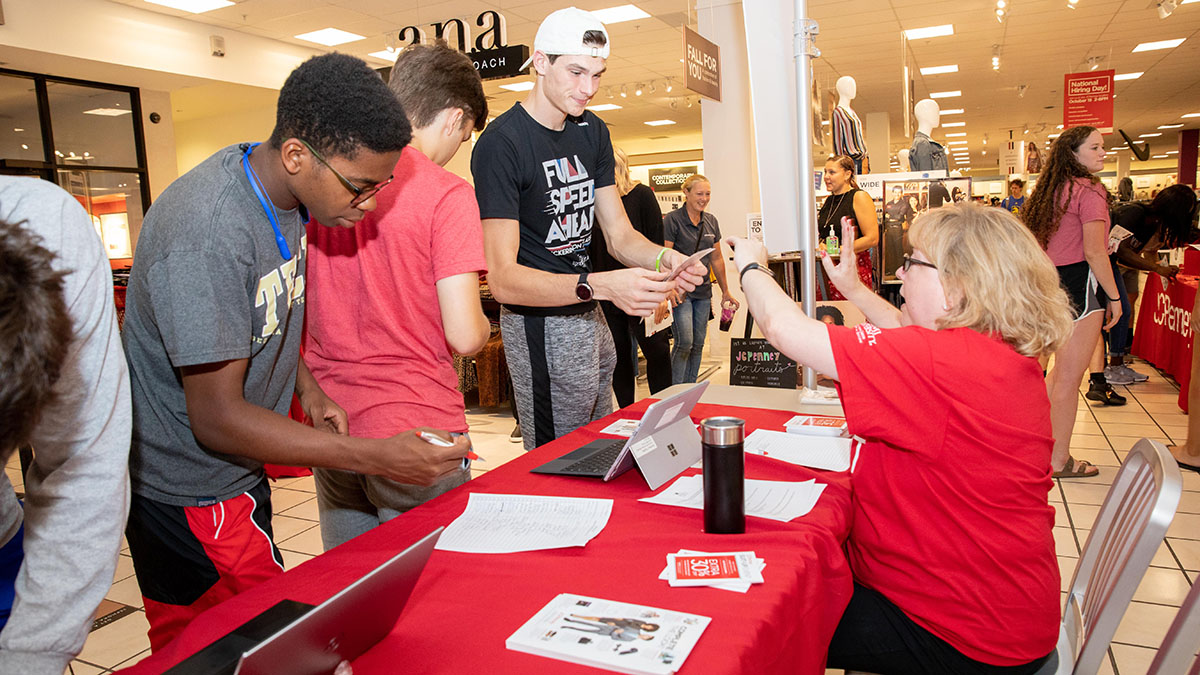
[416,430,482,461]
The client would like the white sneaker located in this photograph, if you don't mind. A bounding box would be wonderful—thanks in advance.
[1113,364,1149,382]
[1104,365,1135,385]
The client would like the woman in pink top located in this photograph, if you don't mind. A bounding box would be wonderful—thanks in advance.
[1023,126,1123,479]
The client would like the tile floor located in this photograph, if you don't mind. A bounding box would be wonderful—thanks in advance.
[9,355,1194,675]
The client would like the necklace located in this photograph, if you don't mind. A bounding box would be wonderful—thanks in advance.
[821,190,849,236]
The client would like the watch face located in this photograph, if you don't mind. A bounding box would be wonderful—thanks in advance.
[576,282,594,302]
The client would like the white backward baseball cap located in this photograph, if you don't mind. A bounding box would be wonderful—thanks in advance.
[520,7,611,71]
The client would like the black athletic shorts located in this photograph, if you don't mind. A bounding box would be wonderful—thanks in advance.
[1056,261,1104,321]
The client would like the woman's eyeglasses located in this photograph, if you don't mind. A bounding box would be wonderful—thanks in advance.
[299,139,393,206]
[902,255,938,272]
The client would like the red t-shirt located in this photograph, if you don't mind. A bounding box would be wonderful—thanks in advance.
[1045,177,1110,266]
[304,147,487,437]
[828,323,1059,665]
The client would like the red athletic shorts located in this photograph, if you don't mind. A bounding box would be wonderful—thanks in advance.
[125,479,285,652]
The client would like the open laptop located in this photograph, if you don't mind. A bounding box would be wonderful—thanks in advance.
[532,381,708,490]
[166,527,442,675]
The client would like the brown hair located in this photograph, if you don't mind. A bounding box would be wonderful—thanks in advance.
[0,219,71,456]
[548,30,608,64]
[389,42,488,132]
[827,155,859,189]
[1021,125,1110,248]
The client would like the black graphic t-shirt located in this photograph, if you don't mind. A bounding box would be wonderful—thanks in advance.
[471,103,614,315]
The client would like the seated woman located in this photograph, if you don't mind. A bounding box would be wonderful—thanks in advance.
[726,203,1073,674]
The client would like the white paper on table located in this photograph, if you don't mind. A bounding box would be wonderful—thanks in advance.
[639,474,826,522]
[599,418,641,437]
[659,549,766,593]
[435,493,613,553]
[744,429,852,472]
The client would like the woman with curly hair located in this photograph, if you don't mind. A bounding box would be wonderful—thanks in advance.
[1023,125,1123,479]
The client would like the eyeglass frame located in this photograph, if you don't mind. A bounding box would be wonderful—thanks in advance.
[902,254,938,272]
[298,139,393,206]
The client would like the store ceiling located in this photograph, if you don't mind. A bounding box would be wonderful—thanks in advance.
[101,0,1200,173]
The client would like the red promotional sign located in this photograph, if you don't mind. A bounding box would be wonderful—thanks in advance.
[1063,70,1114,133]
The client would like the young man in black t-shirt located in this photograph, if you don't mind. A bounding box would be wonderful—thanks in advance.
[472,7,705,450]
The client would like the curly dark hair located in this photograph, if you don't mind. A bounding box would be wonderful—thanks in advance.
[268,53,412,158]
[389,42,487,132]
[0,219,71,456]
[1148,184,1200,249]
[1022,125,1110,248]
[815,305,845,325]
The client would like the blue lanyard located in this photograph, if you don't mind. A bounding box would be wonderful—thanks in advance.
[241,143,293,261]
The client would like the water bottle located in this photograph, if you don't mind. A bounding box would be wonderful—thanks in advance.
[718,300,736,332]
[701,417,745,534]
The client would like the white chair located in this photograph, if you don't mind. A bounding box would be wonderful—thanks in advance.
[1043,438,1183,675]
[1146,569,1200,675]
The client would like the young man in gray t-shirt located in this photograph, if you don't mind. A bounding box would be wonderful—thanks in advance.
[121,53,472,651]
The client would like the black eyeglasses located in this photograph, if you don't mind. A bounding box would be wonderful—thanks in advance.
[902,255,938,272]
[299,139,393,206]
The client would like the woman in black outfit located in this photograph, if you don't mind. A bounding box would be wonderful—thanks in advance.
[590,148,672,408]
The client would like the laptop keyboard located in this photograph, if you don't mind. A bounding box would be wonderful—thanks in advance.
[559,440,626,475]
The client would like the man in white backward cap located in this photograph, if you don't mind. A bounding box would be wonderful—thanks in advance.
[471,7,705,450]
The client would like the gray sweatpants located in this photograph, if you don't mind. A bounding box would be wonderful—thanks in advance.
[501,305,617,451]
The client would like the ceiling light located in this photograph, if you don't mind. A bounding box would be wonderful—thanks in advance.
[367,49,399,62]
[621,85,628,98]
[20,144,28,150]
[1067,0,1079,8]
[294,28,365,46]
[55,151,63,157]
[13,128,23,132]
[942,122,966,127]
[499,82,534,92]
[1158,123,1184,129]
[945,132,967,137]
[1113,72,1144,81]
[904,24,954,40]
[665,79,674,93]
[1139,132,1162,137]
[920,64,959,75]
[941,109,965,115]
[930,91,961,99]
[635,83,643,96]
[821,120,830,125]
[992,44,1001,71]
[587,103,622,111]
[1133,38,1185,52]
[1167,150,1179,154]
[996,0,1006,7]
[1152,154,1169,158]
[644,119,676,126]
[648,81,656,94]
[1183,113,1200,118]
[145,0,233,12]
[948,140,968,145]
[1086,56,1103,71]
[83,108,133,116]
[1048,133,1061,139]
[606,87,614,99]
[590,4,651,23]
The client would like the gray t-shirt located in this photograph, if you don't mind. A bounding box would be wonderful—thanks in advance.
[123,144,307,506]
[663,208,721,299]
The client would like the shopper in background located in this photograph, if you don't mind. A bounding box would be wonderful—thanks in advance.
[304,44,490,551]
[664,174,737,384]
[1104,184,1198,385]
[1001,178,1026,216]
[0,178,131,675]
[1023,125,1122,479]
[591,148,672,406]
[121,54,469,650]
[816,155,879,301]
[728,203,1070,673]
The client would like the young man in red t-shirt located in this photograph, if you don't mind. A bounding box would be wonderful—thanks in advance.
[303,44,491,550]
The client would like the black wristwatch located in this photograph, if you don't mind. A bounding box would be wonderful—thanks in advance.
[575,272,594,302]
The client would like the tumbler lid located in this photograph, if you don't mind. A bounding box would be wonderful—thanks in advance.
[700,416,745,446]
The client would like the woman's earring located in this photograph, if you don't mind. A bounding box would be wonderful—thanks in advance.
[942,301,950,311]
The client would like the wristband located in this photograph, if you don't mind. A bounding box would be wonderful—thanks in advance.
[739,262,776,284]
[655,247,668,272]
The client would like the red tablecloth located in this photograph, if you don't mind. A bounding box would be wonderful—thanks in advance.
[1132,274,1197,412]
[117,401,854,675]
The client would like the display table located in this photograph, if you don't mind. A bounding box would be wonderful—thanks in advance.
[118,387,854,675]
[1132,273,1196,413]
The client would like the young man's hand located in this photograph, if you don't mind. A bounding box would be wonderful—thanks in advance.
[368,429,471,485]
[592,268,675,317]
[660,249,708,292]
[299,387,349,435]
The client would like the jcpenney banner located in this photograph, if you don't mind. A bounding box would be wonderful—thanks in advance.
[1063,70,1115,133]
[683,27,721,102]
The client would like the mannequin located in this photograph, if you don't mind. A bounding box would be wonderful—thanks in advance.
[897,149,911,172]
[831,75,869,174]
[909,99,948,172]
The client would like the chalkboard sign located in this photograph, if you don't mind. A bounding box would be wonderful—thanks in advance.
[729,315,797,389]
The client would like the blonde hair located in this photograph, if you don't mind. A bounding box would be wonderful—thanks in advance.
[909,202,1073,358]
[614,147,635,196]
[681,173,710,193]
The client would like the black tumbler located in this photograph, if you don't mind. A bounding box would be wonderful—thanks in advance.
[701,416,745,534]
